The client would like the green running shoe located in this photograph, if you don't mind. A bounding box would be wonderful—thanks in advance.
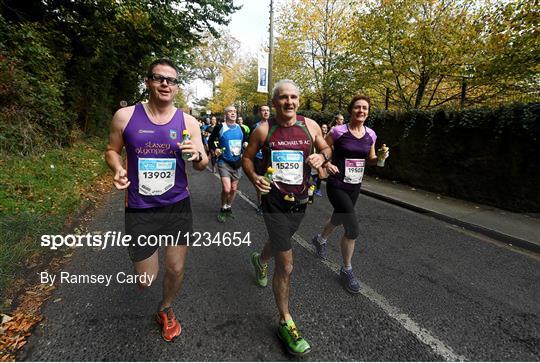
[251,252,268,287]
[277,319,311,356]
[217,208,227,223]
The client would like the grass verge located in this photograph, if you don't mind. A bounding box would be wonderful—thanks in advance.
[0,137,109,303]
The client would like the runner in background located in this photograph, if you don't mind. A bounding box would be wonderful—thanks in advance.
[329,113,344,130]
[237,116,251,136]
[206,116,218,173]
[251,105,271,215]
[208,105,249,222]
[314,123,330,196]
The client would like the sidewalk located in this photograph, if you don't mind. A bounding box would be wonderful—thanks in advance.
[360,175,540,253]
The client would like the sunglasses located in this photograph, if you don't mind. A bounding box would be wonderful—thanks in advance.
[148,73,180,86]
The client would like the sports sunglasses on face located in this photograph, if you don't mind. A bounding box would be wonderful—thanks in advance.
[148,73,180,86]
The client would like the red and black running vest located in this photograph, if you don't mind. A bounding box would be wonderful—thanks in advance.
[261,116,314,198]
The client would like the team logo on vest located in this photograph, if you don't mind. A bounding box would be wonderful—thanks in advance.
[169,129,178,140]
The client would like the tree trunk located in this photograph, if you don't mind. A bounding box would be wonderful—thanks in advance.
[460,79,467,109]
[414,72,429,109]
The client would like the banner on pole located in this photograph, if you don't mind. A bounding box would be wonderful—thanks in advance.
[257,51,269,93]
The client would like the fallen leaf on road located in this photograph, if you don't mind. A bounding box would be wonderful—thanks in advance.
[0,269,58,359]
[0,315,12,324]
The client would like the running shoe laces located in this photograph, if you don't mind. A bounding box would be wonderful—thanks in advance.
[257,255,268,278]
[311,235,328,259]
[251,252,268,287]
[156,306,181,342]
[288,324,301,341]
[165,308,175,327]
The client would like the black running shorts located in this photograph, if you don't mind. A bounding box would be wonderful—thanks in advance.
[261,190,307,252]
[125,197,193,262]
[326,184,361,239]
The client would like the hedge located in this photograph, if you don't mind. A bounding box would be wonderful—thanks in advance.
[366,103,540,212]
[299,103,539,212]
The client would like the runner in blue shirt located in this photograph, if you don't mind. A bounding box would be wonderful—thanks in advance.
[208,105,249,222]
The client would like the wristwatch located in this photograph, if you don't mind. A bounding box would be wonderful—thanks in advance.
[194,151,203,163]
[320,152,330,162]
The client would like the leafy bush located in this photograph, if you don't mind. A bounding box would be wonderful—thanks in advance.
[0,137,109,294]
[367,103,540,212]
[0,19,73,155]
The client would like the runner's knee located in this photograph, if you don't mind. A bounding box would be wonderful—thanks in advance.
[138,271,157,289]
[275,259,293,276]
[165,262,185,278]
[222,184,232,194]
[344,223,359,240]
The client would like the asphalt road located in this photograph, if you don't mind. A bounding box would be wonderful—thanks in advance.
[21,168,540,361]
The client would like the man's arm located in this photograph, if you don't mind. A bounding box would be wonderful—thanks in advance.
[242,124,271,193]
[305,118,332,169]
[105,106,134,190]
[181,113,209,171]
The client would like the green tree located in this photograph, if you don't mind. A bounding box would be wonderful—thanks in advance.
[472,0,540,104]
[0,0,239,152]
[207,62,241,113]
[233,58,267,117]
[350,0,484,109]
[273,0,355,111]
[350,0,539,109]
[192,29,241,97]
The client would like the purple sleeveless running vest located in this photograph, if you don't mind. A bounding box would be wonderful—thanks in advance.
[328,124,377,191]
[262,116,313,198]
[123,104,189,208]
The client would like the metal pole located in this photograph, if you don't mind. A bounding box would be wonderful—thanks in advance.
[460,78,467,109]
[267,0,274,106]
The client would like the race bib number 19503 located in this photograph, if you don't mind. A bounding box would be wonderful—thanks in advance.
[138,158,176,195]
[344,158,365,184]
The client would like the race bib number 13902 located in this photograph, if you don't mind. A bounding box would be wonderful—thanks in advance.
[138,158,176,195]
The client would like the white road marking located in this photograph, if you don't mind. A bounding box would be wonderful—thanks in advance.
[292,232,467,362]
[218,172,467,361]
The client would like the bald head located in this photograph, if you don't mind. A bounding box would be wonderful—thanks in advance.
[272,80,300,101]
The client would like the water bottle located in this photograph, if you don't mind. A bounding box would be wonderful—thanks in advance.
[308,185,316,204]
[377,143,389,167]
[181,130,192,160]
[261,167,275,195]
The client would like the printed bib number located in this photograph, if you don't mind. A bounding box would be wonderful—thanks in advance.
[138,158,176,195]
[271,150,304,185]
[229,139,242,156]
[344,158,365,184]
